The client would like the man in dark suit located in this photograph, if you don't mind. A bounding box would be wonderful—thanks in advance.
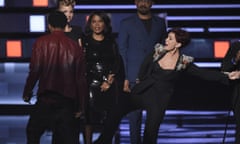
[117,0,167,143]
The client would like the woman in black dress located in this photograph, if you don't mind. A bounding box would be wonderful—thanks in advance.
[93,28,236,144]
[82,11,124,144]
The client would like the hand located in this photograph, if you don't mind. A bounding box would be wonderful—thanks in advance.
[123,80,131,93]
[22,91,33,104]
[75,111,84,118]
[107,74,115,84]
[78,38,82,47]
[228,71,240,80]
[100,81,111,92]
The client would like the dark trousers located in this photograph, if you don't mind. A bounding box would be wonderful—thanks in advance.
[127,83,142,144]
[231,87,240,144]
[127,108,142,144]
[26,92,79,144]
[93,93,134,144]
[233,95,240,144]
[94,89,170,144]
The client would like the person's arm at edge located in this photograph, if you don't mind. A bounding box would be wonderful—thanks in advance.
[22,40,41,103]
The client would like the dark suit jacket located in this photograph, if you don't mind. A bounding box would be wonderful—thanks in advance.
[118,14,167,83]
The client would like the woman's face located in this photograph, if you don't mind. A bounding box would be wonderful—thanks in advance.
[58,5,74,23]
[164,32,181,51]
[90,15,105,35]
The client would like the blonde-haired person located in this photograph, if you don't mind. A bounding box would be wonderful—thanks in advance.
[57,0,83,45]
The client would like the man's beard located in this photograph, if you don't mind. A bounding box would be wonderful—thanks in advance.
[137,6,151,15]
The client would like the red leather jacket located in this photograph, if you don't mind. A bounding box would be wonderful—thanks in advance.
[23,30,87,112]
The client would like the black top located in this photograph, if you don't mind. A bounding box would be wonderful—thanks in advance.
[82,35,124,123]
[141,18,152,34]
[82,35,121,84]
[132,52,229,98]
[65,25,82,42]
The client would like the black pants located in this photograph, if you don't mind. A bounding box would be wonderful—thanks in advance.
[26,92,79,144]
[233,95,240,144]
[94,88,171,144]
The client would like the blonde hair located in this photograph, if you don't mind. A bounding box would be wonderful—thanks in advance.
[57,0,76,7]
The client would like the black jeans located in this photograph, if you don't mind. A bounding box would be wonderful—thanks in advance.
[26,92,79,144]
[233,96,240,144]
[94,87,171,144]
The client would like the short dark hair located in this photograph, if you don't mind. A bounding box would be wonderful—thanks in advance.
[48,11,67,29]
[168,27,191,48]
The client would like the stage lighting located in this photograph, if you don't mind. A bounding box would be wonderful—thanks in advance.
[0,0,4,7]
[33,0,48,7]
[6,40,22,58]
[214,41,230,58]
[29,15,46,32]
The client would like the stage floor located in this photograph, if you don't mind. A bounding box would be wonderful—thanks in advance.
[0,110,236,144]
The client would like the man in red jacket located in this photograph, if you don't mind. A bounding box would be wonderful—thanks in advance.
[22,11,87,144]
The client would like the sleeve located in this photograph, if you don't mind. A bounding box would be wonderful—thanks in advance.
[185,63,229,85]
[118,20,129,80]
[109,40,126,89]
[73,25,83,40]
[132,51,155,94]
[137,51,154,81]
[221,41,240,72]
[109,39,121,75]
[75,45,88,112]
[22,40,42,99]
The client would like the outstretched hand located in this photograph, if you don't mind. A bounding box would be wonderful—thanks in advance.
[228,71,240,80]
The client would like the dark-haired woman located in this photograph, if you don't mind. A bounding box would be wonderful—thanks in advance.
[82,11,124,144]
[93,28,236,144]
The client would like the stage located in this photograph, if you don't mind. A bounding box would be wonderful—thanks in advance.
[0,110,235,144]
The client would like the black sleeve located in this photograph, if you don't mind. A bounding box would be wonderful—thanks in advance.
[185,63,229,85]
[109,39,121,75]
[221,41,240,72]
[137,51,155,81]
